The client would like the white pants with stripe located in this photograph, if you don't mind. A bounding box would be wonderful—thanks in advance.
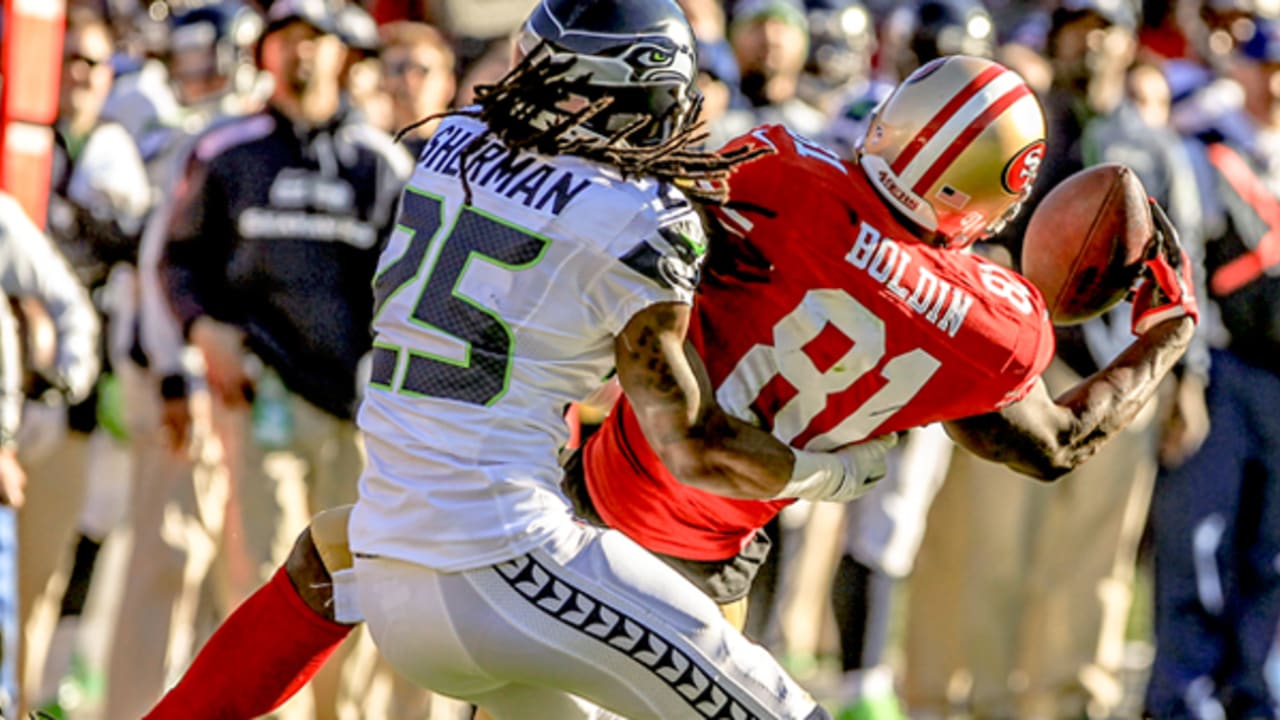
[355,524,826,720]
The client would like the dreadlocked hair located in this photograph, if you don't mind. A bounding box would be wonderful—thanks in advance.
[395,42,770,205]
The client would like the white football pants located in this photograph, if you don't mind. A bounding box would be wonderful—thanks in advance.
[356,524,827,720]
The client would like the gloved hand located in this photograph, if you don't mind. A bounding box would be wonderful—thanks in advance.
[1131,199,1199,335]
[780,433,898,503]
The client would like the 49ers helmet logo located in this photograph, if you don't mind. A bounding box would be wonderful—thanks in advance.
[1002,140,1046,194]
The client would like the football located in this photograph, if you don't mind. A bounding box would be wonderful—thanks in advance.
[1020,163,1152,325]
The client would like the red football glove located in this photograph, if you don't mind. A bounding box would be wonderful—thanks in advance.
[1130,199,1200,335]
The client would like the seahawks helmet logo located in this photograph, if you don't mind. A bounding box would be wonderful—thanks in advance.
[538,37,694,89]
[641,49,671,65]
[520,0,699,146]
[618,41,694,85]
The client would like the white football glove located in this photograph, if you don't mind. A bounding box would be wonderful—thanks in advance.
[779,433,898,503]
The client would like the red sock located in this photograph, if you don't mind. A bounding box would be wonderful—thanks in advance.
[144,565,353,719]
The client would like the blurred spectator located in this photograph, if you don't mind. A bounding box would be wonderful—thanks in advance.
[99,8,183,157]
[379,21,457,157]
[79,4,264,719]
[21,8,150,717]
[51,9,151,285]
[338,1,381,56]
[454,36,513,107]
[0,190,100,717]
[0,288,18,717]
[693,37,746,149]
[1146,15,1280,719]
[798,0,875,112]
[729,0,828,135]
[0,295,20,511]
[827,425,953,720]
[337,2,393,131]
[422,0,536,41]
[674,0,748,148]
[165,1,265,114]
[149,0,411,716]
[0,195,99,410]
[682,0,730,42]
[881,0,994,79]
[822,0,991,158]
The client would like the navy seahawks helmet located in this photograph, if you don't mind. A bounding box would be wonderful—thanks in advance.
[518,0,700,147]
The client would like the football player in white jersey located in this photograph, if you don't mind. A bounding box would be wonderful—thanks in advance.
[148,2,888,716]
[349,1,889,718]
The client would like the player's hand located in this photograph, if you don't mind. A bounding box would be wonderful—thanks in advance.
[0,449,26,508]
[826,433,897,501]
[1130,199,1199,335]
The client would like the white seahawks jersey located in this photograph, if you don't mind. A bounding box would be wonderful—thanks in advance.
[350,115,706,571]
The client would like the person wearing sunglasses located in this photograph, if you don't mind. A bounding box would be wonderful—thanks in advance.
[378,20,457,159]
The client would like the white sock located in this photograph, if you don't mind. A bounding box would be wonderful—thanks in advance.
[37,617,81,704]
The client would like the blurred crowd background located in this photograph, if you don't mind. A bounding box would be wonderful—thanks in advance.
[4,0,1280,718]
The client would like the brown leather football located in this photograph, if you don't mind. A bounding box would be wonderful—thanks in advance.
[1021,163,1152,325]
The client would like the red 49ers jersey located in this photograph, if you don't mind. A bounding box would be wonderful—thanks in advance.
[584,125,1055,561]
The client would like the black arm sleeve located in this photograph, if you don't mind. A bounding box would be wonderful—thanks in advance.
[159,157,232,336]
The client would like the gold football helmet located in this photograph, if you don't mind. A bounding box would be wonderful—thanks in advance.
[860,55,1046,249]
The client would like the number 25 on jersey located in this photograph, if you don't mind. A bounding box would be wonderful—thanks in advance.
[370,189,549,406]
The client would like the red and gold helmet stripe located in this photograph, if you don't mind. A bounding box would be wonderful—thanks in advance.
[912,81,1034,197]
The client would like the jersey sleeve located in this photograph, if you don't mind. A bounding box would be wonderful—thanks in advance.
[990,272,1056,409]
[585,186,708,336]
[935,255,1058,413]
[996,316,1055,408]
[161,152,236,333]
[720,125,791,208]
[715,125,852,242]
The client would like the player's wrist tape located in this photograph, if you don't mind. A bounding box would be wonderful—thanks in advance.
[331,568,363,624]
[780,448,877,503]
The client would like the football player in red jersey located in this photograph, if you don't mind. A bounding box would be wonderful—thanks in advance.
[145,55,1199,719]
[574,56,1196,624]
